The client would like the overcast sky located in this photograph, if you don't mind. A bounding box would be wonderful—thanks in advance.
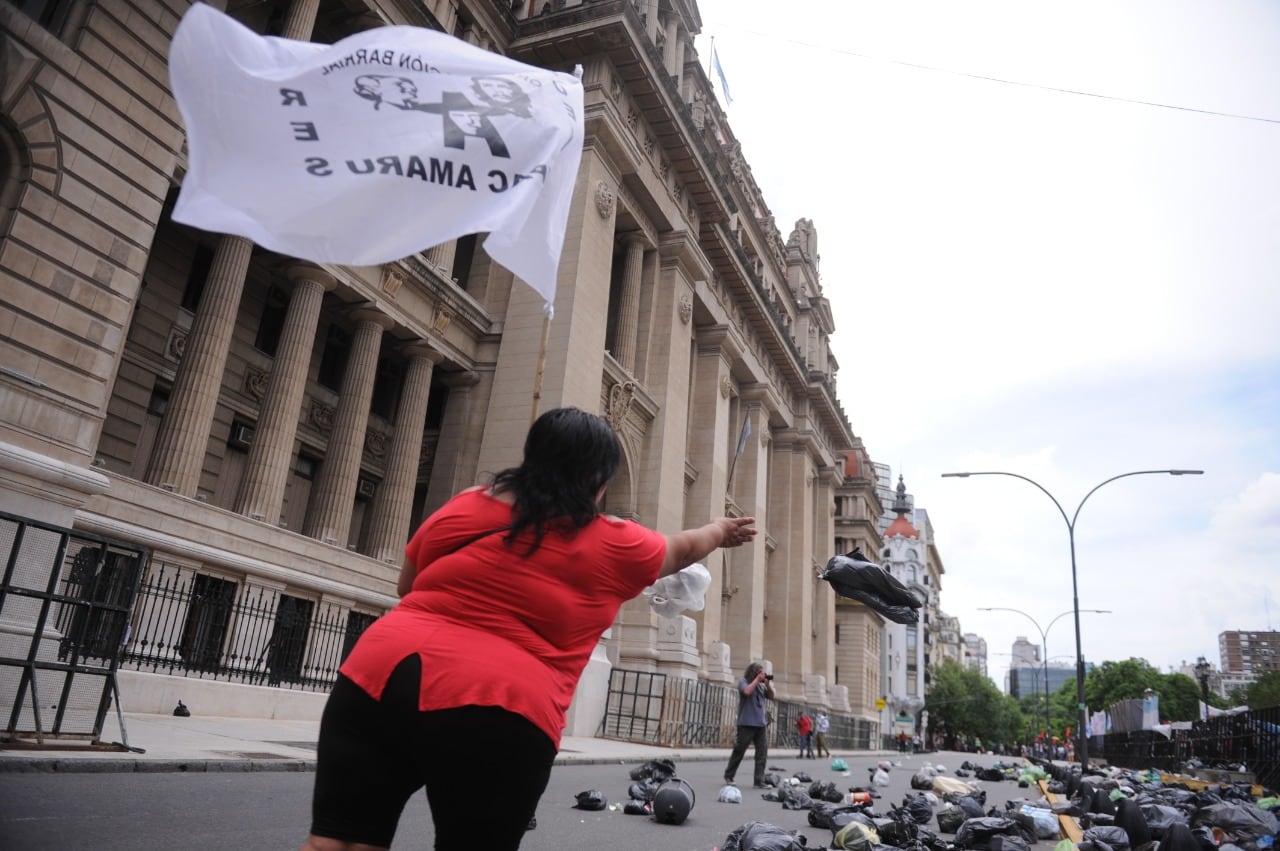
[693,0,1280,695]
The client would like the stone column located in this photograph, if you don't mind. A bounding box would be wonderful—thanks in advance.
[683,327,734,648]
[303,310,391,545]
[145,0,321,497]
[234,264,335,523]
[612,235,645,372]
[280,0,320,40]
[426,241,457,277]
[144,236,254,495]
[722,394,769,668]
[364,344,441,564]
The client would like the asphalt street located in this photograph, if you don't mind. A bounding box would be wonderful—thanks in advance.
[0,750,1045,850]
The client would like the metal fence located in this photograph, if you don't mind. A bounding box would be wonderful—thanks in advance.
[1094,705,1279,790]
[601,668,879,751]
[119,562,383,691]
[1,511,147,748]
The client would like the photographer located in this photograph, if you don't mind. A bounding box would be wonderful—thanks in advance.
[723,662,775,787]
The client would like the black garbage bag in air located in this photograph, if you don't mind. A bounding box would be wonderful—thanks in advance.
[722,820,809,851]
[1115,797,1152,848]
[819,548,921,625]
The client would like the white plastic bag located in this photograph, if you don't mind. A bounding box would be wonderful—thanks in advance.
[643,563,711,618]
[718,784,742,803]
[871,768,891,787]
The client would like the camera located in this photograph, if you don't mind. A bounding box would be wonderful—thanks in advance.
[764,673,774,680]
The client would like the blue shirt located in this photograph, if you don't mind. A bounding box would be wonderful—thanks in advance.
[736,677,769,727]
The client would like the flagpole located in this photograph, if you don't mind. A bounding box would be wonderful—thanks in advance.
[530,305,552,424]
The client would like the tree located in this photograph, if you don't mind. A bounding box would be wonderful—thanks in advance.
[925,659,1023,748]
[1084,658,1164,712]
[1157,673,1202,722]
[1244,671,1280,708]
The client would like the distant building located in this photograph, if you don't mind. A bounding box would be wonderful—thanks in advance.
[963,633,988,678]
[1219,630,1280,675]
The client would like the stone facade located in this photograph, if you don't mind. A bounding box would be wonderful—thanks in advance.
[0,0,872,730]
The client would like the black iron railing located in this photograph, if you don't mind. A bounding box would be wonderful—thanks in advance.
[1095,705,1279,790]
[119,562,385,691]
[601,668,879,751]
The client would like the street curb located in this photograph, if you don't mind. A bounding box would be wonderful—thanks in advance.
[1,750,890,774]
[0,757,318,773]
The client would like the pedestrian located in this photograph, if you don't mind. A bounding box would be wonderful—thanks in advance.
[300,407,757,851]
[723,662,776,788]
[796,710,814,758]
[814,710,831,758]
[912,733,922,754]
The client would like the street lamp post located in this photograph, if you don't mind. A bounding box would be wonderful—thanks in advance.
[943,469,1203,770]
[1194,656,1212,704]
[979,606,1110,744]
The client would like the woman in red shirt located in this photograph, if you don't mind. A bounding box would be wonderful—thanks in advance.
[302,407,755,851]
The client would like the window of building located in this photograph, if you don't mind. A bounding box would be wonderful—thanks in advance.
[295,454,318,480]
[318,324,351,391]
[342,611,378,662]
[369,357,403,420]
[425,380,450,430]
[451,234,478,288]
[10,0,81,37]
[147,384,170,417]
[254,285,289,356]
[181,243,215,311]
[180,574,237,671]
[264,594,315,686]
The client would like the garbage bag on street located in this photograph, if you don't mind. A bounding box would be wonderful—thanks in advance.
[628,778,661,802]
[938,805,966,834]
[832,820,879,851]
[1019,804,1060,839]
[873,768,892,787]
[628,758,676,782]
[904,793,935,824]
[644,563,711,618]
[954,816,1035,850]
[809,803,873,831]
[832,758,849,771]
[935,776,980,796]
[623,799,651,815]
[723,820,809,851]
[1139,804,1187,837]
[573,789,607,810]
[810,780,845,803]
[1115,797,1152,847]
[720,784,743,804]
[990,835,1033,851]
[819,548,922,624]
[1193,801,1280,843]
[1083,825,1131,851]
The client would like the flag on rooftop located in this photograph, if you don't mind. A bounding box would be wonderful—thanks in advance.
[168,4,584,309]
[711,41,733,104]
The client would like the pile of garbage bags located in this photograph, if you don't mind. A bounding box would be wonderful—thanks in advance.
[722,756,1277,851]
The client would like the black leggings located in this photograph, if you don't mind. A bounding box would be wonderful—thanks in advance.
[310,656,556,850]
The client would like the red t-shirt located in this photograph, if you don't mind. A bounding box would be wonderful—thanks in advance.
[797,714,813,735]
[339,488,666,748]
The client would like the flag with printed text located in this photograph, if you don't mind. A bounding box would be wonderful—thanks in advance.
[168,4,584,308]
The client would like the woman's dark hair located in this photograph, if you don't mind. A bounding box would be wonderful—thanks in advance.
[491,407,620,554]
[744,662,763,681]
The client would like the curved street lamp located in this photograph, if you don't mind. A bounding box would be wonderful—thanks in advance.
[943,468,1203,769]
[979,606,1111,742]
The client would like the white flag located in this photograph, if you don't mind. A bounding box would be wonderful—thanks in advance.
[168,4,585,307]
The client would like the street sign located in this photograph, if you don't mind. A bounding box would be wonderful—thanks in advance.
[875,698,886,710]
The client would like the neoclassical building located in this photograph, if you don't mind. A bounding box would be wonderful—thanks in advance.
[0,0,874,736]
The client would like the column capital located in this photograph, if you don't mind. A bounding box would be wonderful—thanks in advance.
[351,307,396,330]
[441,369,481,389]
[285,262,339,291]
[400,342,446,364]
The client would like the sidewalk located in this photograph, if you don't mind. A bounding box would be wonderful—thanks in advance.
[0,712,758,773]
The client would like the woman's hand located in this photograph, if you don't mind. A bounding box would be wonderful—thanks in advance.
[716,516,756,548]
